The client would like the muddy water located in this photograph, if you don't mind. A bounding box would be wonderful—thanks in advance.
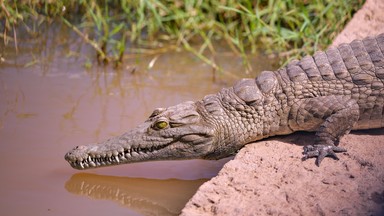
[0,23,277,216]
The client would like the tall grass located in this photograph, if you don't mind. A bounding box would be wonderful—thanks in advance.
[1,0,364,70]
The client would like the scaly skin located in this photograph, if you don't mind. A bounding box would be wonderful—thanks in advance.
[65,33,384,169]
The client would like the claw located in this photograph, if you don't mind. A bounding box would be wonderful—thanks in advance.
[302,145,347,166]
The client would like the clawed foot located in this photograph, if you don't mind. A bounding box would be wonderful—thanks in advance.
[302,145,347,166]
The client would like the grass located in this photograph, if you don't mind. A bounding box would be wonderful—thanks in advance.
[0,0,364,71]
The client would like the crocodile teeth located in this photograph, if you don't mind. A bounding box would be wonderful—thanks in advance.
[113,150,118,156]
[115,156,120,163]
[80,161,84,169]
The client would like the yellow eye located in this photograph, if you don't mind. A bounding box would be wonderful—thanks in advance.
[155,121,168,130]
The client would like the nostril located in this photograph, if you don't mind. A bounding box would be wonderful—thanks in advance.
[74,145,87,151]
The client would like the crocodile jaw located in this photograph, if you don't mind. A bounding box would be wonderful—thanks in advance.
[64,140,181,170]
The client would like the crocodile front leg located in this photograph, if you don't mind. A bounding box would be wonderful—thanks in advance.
[288,95,360,166]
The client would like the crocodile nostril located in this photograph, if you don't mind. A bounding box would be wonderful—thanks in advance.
[74,145,87,151]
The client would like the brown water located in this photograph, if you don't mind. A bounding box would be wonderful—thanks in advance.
[0,23,277,215]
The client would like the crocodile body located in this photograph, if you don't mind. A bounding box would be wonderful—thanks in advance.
[65,33,384,169]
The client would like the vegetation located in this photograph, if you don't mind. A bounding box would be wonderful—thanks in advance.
[1,0,364,70]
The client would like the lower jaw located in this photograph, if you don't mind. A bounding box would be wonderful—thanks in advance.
[71,158,129,169]
[70,152,156,169]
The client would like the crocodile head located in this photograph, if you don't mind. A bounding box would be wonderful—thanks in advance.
[65,101,225,170]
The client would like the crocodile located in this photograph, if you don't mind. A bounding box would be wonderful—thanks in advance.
[65,33,384,170]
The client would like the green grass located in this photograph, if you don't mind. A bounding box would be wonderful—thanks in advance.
[0,0,364,70]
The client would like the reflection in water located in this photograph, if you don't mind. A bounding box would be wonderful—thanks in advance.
[65,173,206,215]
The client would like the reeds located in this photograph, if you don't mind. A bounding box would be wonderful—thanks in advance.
[0,0,364,69]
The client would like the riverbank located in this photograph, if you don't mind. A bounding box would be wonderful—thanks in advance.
[1,1,362,69]
[181,0,384,215]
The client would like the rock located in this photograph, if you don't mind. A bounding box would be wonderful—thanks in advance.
[332,0,384,46]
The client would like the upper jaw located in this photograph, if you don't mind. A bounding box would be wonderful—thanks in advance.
[65,140,172,169]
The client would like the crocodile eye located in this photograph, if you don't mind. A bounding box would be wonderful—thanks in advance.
[154,121,168,130]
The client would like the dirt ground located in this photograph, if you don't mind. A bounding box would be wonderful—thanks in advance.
[181,0,384,215]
